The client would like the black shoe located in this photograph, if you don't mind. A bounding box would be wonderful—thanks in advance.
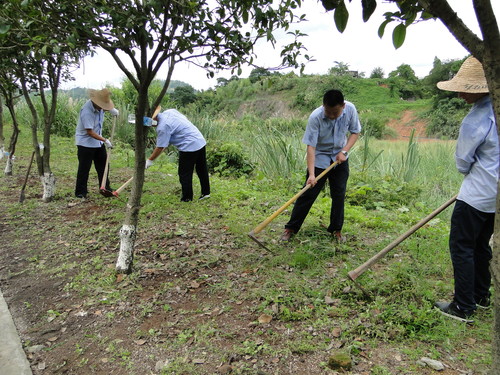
[434,301,474,323]
[476,297,491,309]
[180,197,192,202]
[75,194,87,199]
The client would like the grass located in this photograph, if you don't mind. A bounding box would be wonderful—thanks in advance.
[0,117,494,374]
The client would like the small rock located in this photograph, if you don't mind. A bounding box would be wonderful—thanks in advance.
[327,351,352,370]
[155,359,170,372]
[419,357,445,371]
[27,345,45,353]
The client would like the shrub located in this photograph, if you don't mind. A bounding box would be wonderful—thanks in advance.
[425,97,469,138]
[207,142,254,177]
[360,115,385,139]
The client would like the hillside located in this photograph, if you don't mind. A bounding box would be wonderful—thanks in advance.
[193,73,433,141]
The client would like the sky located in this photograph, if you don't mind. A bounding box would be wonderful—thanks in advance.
[62,1,499,91]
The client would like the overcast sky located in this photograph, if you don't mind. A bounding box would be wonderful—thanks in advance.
[63,1,499,91]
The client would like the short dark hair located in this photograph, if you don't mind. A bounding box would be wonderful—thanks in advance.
[323,89,344,107]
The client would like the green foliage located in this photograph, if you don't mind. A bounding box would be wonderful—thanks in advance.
[360,114,386,139]
[207,142,254,177]
[347,174,422,210]
[170,85,198,107]
[370,67,385,79]
[251,129,305,179]
[422,56,466,102]
[425,97,469,138]
[248,67,274,84]
[387,64,423,100]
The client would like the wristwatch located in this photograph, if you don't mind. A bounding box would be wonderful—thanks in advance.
[341,150,348,157]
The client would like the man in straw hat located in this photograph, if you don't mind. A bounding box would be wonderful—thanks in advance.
[74,88,119,198]
[434,56,498,323]
[145,108,210,202]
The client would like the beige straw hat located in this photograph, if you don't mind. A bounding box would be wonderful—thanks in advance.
[88,88,115,110]
[437,56,489,93]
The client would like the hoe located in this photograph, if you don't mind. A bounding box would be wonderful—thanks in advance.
[248,160,339,251]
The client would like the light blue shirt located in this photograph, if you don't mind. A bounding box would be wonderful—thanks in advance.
[75,100,104,148]
[302,101,362,169]
[155,109,206,152]
[456,95,499,213]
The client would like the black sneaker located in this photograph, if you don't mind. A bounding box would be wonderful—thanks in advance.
[476,297,491,309]
[434,301,474,323]
[199,194,211,200]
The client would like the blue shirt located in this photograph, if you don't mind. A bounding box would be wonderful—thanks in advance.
[456,95,499,213]
[302,101,362,169]
[75,100,104,148]
[155,109,206,152]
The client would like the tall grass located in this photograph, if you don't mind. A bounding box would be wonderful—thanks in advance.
[250,130,305,178]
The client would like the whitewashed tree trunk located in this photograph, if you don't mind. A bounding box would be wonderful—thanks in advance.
[4,157,13,176]
[0,146,4,160]
[116,225,136,273]
[41,172,56,202]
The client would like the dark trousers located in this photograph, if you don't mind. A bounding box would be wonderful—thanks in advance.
[178,146,210,201]
[75,145,110,197]
[285,160,349,233]
[449,199,494,312]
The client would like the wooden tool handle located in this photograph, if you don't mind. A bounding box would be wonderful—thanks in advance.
[251,161,339,235]
[348,194,458,281]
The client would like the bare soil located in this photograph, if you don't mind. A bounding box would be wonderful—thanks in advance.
[386,110,430,140]
[0,113,488,375]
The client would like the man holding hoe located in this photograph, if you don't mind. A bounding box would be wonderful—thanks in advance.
[74,88,119,199]
[146,108,211,202]
[280,89,361,242]
[434,56,498,323]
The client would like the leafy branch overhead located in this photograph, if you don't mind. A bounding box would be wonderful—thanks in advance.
[45,0,312,90]
[321,0,434,48]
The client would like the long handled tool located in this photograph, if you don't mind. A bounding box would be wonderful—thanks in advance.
[99,116,117,197]
[112,176,134,197]
[348,194,458,283]
[248,160,340,251]
[19,151,35,203]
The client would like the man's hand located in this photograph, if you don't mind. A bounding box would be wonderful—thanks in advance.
[105,139,113,148]
[109,108,119,117]
[306,175,316,187]
[145,159,154,169]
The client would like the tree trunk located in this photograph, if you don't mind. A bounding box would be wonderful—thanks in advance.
[41,172,56,202]
[116,224,136,272]
[4,106,19,176]
[115,87,149,274]
[4,156,13,175]
[0,95,4,160]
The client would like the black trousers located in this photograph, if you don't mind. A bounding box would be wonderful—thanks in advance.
[449,199,494,312]
[285,160,349,233]
[75,145,110,197]
[178,146,210,201]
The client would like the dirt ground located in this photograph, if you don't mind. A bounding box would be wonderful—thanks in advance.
[0,114,483,375]
[386,110,428,140]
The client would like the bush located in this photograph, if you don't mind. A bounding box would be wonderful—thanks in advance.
[207,142,254,177]
[347,174,422,210]
[360,115,385,139]
[425,97,469,138]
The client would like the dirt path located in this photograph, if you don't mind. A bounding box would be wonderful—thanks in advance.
[386,110,429,140]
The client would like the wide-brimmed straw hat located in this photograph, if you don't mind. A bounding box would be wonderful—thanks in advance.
[437,56,489,93]
[88,88,115,110]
